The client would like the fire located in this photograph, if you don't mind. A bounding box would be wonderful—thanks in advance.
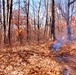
[19,29,22,33]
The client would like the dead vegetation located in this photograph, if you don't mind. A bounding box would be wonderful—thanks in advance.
[0,41,76,75]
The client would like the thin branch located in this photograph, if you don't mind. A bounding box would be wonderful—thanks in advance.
[69,0,76,5]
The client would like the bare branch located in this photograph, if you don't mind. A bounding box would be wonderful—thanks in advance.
[69,0,76,5]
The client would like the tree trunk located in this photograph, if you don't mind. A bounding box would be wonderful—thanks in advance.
[66,0,76,40]
[1,0,6,44]
[51,0,56,41]
[18,0,21,43]
[8,0,13,44]
[0,0,1,22]
[32,0,36,42]
[37,0,41,42]
[26,0,30,42]
[67,0,71,40]
[44,0,48,40]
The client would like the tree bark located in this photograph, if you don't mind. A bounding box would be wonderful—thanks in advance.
[1,0,6,44]
[24,0,30,42]
[8,0,13,44]
[0,0,1,22]
[67,0,71,40]
[44,0,48,40]
[50,0,56,41]
[37,0,41,42]
[67,0,76,40]
[26,0,30,42]
[32,0,36,41]
[18,0,21,43]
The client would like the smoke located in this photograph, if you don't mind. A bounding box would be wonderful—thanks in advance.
[50,40,62,52]
[61,68,72,75]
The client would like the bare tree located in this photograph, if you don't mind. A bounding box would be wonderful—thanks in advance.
[67,0,71,40]
[67,0,76,40]
[37,0,41,42]
[1,0,6,43]
[50,0,56,41]
[58,0,76,40]
[44,0,49,40]
[27,0,30,42]
[32,0,36,30]
[0,0,1,22]
[24,0,30,42]
[32,0,36,41]
[18,0,20,43]
[6,0,13,44]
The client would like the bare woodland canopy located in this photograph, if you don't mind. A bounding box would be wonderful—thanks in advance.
[0,0,76,46]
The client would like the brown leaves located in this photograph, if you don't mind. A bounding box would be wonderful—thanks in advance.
[0,41,76,75]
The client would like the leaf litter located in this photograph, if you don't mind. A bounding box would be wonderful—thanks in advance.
[0,41,76,75]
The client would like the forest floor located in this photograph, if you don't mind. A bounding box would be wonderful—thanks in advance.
[0,41,76,75]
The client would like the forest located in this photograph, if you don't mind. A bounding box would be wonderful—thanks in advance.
[0,0,76,75]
